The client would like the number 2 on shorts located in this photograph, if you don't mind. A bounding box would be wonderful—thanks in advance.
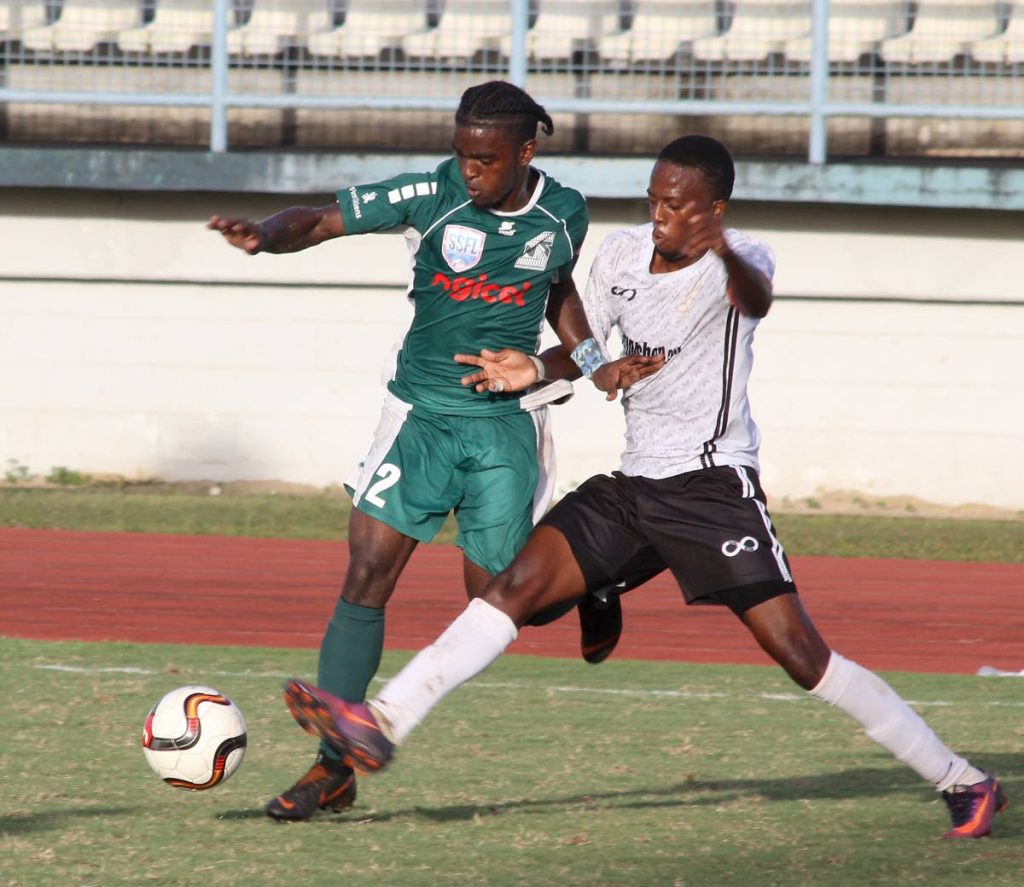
[365,463,401,507]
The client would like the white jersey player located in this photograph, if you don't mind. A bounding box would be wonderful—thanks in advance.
[282,135,1006,841]
[584,223,773,478]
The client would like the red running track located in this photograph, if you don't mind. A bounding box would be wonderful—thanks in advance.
[1,528,1022,675]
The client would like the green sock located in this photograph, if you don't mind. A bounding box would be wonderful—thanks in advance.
[316,597,385,763]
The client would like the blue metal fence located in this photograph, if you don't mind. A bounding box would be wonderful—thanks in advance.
[1,0,1022,161]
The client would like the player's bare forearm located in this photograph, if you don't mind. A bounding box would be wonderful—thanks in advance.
[453,346,661,400]
[545,278,594,351]
[722,250,773,318]
[678,200,772,318]
[538,345,581,382]
[207,203,344,255]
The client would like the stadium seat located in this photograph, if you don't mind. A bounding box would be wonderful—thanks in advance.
[0,2,47,43]
[117,0,220,54]
[970,1,1024,63]
[879,0,1001,64]
[597,0,719,65]
[497,0,621,62]
[783,1,910,64]
[306,0,429,58]
[294,69,470,149]
[693,0,812,62]
[22,0,143,52]
[227,0,332,57]
[400,0,511,60]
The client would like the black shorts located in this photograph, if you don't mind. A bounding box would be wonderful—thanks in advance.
[540,465,796,608]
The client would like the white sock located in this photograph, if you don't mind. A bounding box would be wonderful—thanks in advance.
[370,598,518,745]
[809,652,986,792]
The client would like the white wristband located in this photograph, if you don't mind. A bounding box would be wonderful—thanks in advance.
[528,354,546,382]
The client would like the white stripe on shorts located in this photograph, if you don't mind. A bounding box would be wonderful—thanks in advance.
[732,464,756,499]
[734,465,793,583]
[347,392,412,507]
[530,406,557,524]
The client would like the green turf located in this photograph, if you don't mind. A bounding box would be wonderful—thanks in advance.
[1,487,1022,561]
[1,637,1020,886]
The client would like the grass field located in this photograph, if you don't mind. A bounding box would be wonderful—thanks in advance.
[2,488,1021,885]
[1,486,1023,561]
[1,637,1021,887]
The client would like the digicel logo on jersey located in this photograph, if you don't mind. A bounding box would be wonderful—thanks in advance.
[432,272,531,307]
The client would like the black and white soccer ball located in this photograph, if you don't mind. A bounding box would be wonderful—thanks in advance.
[142,685,247,790]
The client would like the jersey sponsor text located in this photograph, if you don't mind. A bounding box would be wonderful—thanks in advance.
[431,271,532,307]
[621,332,682,362]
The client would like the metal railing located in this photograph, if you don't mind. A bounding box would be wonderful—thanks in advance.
[1,0,1022,162]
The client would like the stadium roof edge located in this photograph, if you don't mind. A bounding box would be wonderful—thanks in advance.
[2,148,1022,212]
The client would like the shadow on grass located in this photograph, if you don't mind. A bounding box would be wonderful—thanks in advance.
[364,767,927,825]
[217,752,1020,829]
[0,806,145,835]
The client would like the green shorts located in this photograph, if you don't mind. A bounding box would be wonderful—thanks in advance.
[348,393,552,576]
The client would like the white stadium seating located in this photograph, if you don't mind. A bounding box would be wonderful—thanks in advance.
[226,0,332,56]
[401,0,510,60]
[22,0,142,52]
[117,0,219,54]
[0,2,48,42]
[970,2,1024,63]
[783,1,910,63]
[693,0,812,62]
[597,0,719,65]
[880,0,1001,63]
[497,0,620,61]
[306,0,429,59]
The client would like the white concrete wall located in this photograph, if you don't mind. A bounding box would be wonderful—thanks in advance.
[1,189,1022,509]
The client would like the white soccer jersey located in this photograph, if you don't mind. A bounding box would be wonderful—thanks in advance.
[582,223,775,479]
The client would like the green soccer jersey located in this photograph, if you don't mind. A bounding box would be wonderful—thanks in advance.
[337,157,588,416]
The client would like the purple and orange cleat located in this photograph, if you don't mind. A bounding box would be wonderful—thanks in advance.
[942,774,1008,838]
[283,679,395,774]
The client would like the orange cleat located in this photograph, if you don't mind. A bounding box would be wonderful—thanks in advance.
[942,774,1007,838]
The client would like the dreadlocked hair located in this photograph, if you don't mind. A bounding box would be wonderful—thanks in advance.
[455,81,554,144]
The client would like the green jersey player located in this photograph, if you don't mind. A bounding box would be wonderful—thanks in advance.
[339,152,588,416]
[208,80,660,822]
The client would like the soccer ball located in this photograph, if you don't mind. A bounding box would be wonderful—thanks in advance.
[142,685,247,790]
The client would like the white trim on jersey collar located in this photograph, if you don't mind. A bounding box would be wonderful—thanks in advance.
[489,170,546,218]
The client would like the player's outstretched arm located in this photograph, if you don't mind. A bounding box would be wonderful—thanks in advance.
[721,251,773,319]
[454,347,663,397]
[677,200,772,318]
[207,203,345,255]
[545,278,661,400]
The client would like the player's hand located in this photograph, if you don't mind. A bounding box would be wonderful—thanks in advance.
[454,348,540,394]
[678,201,729,259]
[591,354,665,401]
[207,214,265,255]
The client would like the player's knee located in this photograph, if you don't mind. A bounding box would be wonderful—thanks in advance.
[778,639,831,691]
[341,553,398,607]
[481,563,547,625]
